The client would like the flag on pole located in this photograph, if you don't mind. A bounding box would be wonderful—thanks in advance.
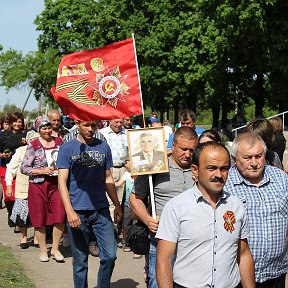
[50,38,143,120]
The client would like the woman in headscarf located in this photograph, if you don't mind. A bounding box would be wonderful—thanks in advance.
[0,112,26,228]
[21,116,65,262]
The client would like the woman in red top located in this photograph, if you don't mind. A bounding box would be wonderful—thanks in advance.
[0,112,26,228]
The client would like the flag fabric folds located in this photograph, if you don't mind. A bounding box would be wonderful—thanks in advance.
[51,38,143,121]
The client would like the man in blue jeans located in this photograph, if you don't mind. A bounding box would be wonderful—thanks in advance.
[57,120,123,288]
[130,126,198,288]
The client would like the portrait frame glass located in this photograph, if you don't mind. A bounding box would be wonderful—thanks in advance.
[127,127,169,176]
[45,148,59,176]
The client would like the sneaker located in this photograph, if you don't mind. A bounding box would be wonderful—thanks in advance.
[123,244,131,252]
[89,242,99,257]
[133,253,142,259]
[62,235,71,248]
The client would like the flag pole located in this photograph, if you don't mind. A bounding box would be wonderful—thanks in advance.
[132,34,155,218]
[132,33,146,128]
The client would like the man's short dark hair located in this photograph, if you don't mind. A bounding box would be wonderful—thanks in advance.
[192,142,231,167]
[180,109,196,122]
[174,126,198,143]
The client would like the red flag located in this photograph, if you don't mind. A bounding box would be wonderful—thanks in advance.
[50,38,143,121]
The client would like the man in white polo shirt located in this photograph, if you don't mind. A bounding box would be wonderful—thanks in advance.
[156,142,255,288]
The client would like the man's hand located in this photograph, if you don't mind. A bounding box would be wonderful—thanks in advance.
[66,209,81,229]
[114,206,123,224]
[146,215,160,233]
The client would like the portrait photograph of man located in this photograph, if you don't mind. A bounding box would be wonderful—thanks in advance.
[128,127,168,176]
[45,148,60,176]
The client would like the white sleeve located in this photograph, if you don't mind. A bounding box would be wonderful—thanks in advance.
[121,171,128,181]
[155,200,180,243]
[5,150,21,186]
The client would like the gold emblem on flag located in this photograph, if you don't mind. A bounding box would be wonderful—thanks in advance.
[223,211,235,233]
[55,59,130,109]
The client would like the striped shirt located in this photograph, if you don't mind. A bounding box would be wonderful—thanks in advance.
[99,126,128,166]
[63,127,106,143]
[224,165,288,283]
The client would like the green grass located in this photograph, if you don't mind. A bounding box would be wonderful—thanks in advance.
[0,244,35,288]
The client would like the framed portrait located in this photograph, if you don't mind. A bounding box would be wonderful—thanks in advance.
[127,127,169,176]
[45,148,59,176]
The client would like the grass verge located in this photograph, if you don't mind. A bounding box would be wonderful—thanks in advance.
[0,244,35,288]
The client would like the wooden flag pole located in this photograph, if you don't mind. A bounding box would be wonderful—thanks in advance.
[132,33,156,219]
[132,33,146,129]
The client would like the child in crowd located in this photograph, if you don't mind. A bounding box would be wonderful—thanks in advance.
[115,157,142,259]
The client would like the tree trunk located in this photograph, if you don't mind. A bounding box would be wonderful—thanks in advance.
[212,102,220,128]
[254,73,265,118]
[174,108,179,126]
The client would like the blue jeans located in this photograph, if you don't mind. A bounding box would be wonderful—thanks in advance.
[148,237,158,288]
[148,236,175,288]
[67,208,117,288]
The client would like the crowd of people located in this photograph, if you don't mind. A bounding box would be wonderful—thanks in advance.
[0,108,287,288]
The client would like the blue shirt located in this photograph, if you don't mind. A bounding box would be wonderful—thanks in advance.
[57,138,112,210]
[225,165,288,283]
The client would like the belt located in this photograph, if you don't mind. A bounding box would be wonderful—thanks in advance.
[174,283,186,288]
[113,165,124,168]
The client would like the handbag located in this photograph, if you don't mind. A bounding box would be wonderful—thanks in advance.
[126,221,150,255]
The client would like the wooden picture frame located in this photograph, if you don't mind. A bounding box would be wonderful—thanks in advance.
[127,127,169,176]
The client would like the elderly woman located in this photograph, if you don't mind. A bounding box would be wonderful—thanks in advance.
[21,116,65,262]
[0,112,26,228]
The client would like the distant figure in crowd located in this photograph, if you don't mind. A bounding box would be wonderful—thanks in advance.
[48,109,62,137]
[114,157,142,259]
[156,142,255,288]
[269,116,286,163]
[225,132,288,287]
[100,119,128,207]
[167,109,205,151]
[5,130,39,249]
[163,119,173,143]
[149,111,159,125]
[0,112,12,209]
[21,116,65,263]
[198,129,224,144]
[130,126,198,288]
[57,120,123,288]
[245,118,283,169]
[123,116,133,129]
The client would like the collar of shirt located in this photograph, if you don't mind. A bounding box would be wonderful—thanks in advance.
[230,165,272,187]
[143,151,152,158]
[168,157,191,172]
[192,184,228,205]
[106,126,126,135]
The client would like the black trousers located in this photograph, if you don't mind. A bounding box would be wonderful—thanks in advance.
[256,273,286,288]
[174,273,286,288]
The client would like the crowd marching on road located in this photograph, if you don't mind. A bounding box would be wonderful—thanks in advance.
[0,110,287,288]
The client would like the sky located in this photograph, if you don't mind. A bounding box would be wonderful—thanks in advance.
[0,0,45,111]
